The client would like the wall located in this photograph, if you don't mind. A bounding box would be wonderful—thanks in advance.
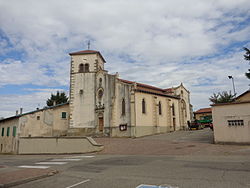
[236,92,250,102]
[134,92,179,137]
[0,118,19,153]
[110,80,132,137]
[18,137,103,154]
[212,102,250,144]
[19,104,69,137]
[174,84,191,129]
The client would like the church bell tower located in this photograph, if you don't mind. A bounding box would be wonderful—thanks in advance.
[68,50,106,133]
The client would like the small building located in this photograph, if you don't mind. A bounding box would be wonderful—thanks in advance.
[212,90,250,144]
[194,108,212,121]
[0,103,69,153]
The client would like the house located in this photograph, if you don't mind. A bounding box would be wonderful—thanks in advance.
[212,90,250,144]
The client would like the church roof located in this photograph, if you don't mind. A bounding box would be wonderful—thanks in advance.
[69,50,106,63]
[118,79,180,99]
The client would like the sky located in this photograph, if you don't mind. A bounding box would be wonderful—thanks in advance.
[0,0,250,118]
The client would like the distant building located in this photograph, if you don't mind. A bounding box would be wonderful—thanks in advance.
[0,49,192,153]
[212,90,250,144]
[194,108,212,121]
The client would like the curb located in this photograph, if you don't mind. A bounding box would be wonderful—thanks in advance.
[0,170,58,188]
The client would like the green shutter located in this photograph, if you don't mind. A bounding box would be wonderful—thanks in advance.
[1,128,4,136]
[13,126,16,137]
[62,112,67,119]
[7,127,10,137]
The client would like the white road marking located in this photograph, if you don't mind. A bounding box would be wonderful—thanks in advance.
[64,155,95,158]
[51,158,82,161]
[35,162,68,165]
[65,179,90,188]
[18,165,50,169]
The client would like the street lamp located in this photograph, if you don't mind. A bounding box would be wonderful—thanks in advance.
[228,76,236,96]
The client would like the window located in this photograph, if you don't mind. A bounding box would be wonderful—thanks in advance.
[62,112,67,119]
[159,101,162,115]
[172,104,175,116]
[142,99,146,114]
[228,120,244,126]
[7,127,10,137]
[122,98,126,115]
[79,63,84,73]
[13,126,16,137]
[37,116,40,120]
[98,89,103,99]
[1,128,4,136]
[85,63,89,72]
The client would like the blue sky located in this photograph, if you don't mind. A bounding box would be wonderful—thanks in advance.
[0,0,250,118]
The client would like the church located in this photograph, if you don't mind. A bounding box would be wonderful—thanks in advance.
[0,49,192,153]
[67,50,192,137]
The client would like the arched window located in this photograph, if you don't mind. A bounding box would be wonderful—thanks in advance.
[181,100,187,117]
[142,99,146,114]
[172,103,175,116]
[159,101,162,115]
[79,63,84,73]
[122,98,125,115]
[85,63,89,72]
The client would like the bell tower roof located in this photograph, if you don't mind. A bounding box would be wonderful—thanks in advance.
[69,50,106,63]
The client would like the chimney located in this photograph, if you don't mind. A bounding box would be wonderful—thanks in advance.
[20,108,23,115]
[16,110,18,116]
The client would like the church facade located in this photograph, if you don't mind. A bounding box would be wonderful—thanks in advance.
[67,50,192,137]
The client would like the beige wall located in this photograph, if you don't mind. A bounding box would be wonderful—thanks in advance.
[19,104,69,137]
[133,92,181,137]
[174,84,191,128]
[212,102,250,144]
[18,137,103,154]
[236,92,250,102]
[0,118,19,153]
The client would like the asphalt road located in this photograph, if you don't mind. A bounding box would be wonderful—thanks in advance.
[1,129,250,188]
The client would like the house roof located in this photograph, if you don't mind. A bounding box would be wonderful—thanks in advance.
[0,102,69,123]
[235,89,250,101]
[211,100,250,106]
[118,79,180,99]
[194,107,212,114]
[69,50,106,63]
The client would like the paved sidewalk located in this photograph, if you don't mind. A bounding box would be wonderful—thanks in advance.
[0,165,58,187]
[95,129,250,156]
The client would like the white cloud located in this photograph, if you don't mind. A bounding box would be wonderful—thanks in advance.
[0,0,250,116]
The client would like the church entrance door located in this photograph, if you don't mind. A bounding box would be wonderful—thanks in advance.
[99,117,104,132]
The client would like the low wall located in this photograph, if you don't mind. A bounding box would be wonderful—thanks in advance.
[18,137,103,154]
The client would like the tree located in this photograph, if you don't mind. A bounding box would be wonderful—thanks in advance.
[243,47,250,79]
[46,91,68,106]
[209,91,236,104]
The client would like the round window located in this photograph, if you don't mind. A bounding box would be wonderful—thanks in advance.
[98,89,103,99]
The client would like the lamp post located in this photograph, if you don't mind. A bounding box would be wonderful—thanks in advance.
[228,76,236,96]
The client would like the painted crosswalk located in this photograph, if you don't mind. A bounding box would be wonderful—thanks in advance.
[18,155,95,169]
[35,162,68,165]
[51,158,82,161]
[18,165,50,169]
[64,155,95,158]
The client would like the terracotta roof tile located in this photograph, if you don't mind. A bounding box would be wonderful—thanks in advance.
[194,108,212,114]
[118,79,179,99]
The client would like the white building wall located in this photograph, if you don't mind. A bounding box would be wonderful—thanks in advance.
[212,102,250,144]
